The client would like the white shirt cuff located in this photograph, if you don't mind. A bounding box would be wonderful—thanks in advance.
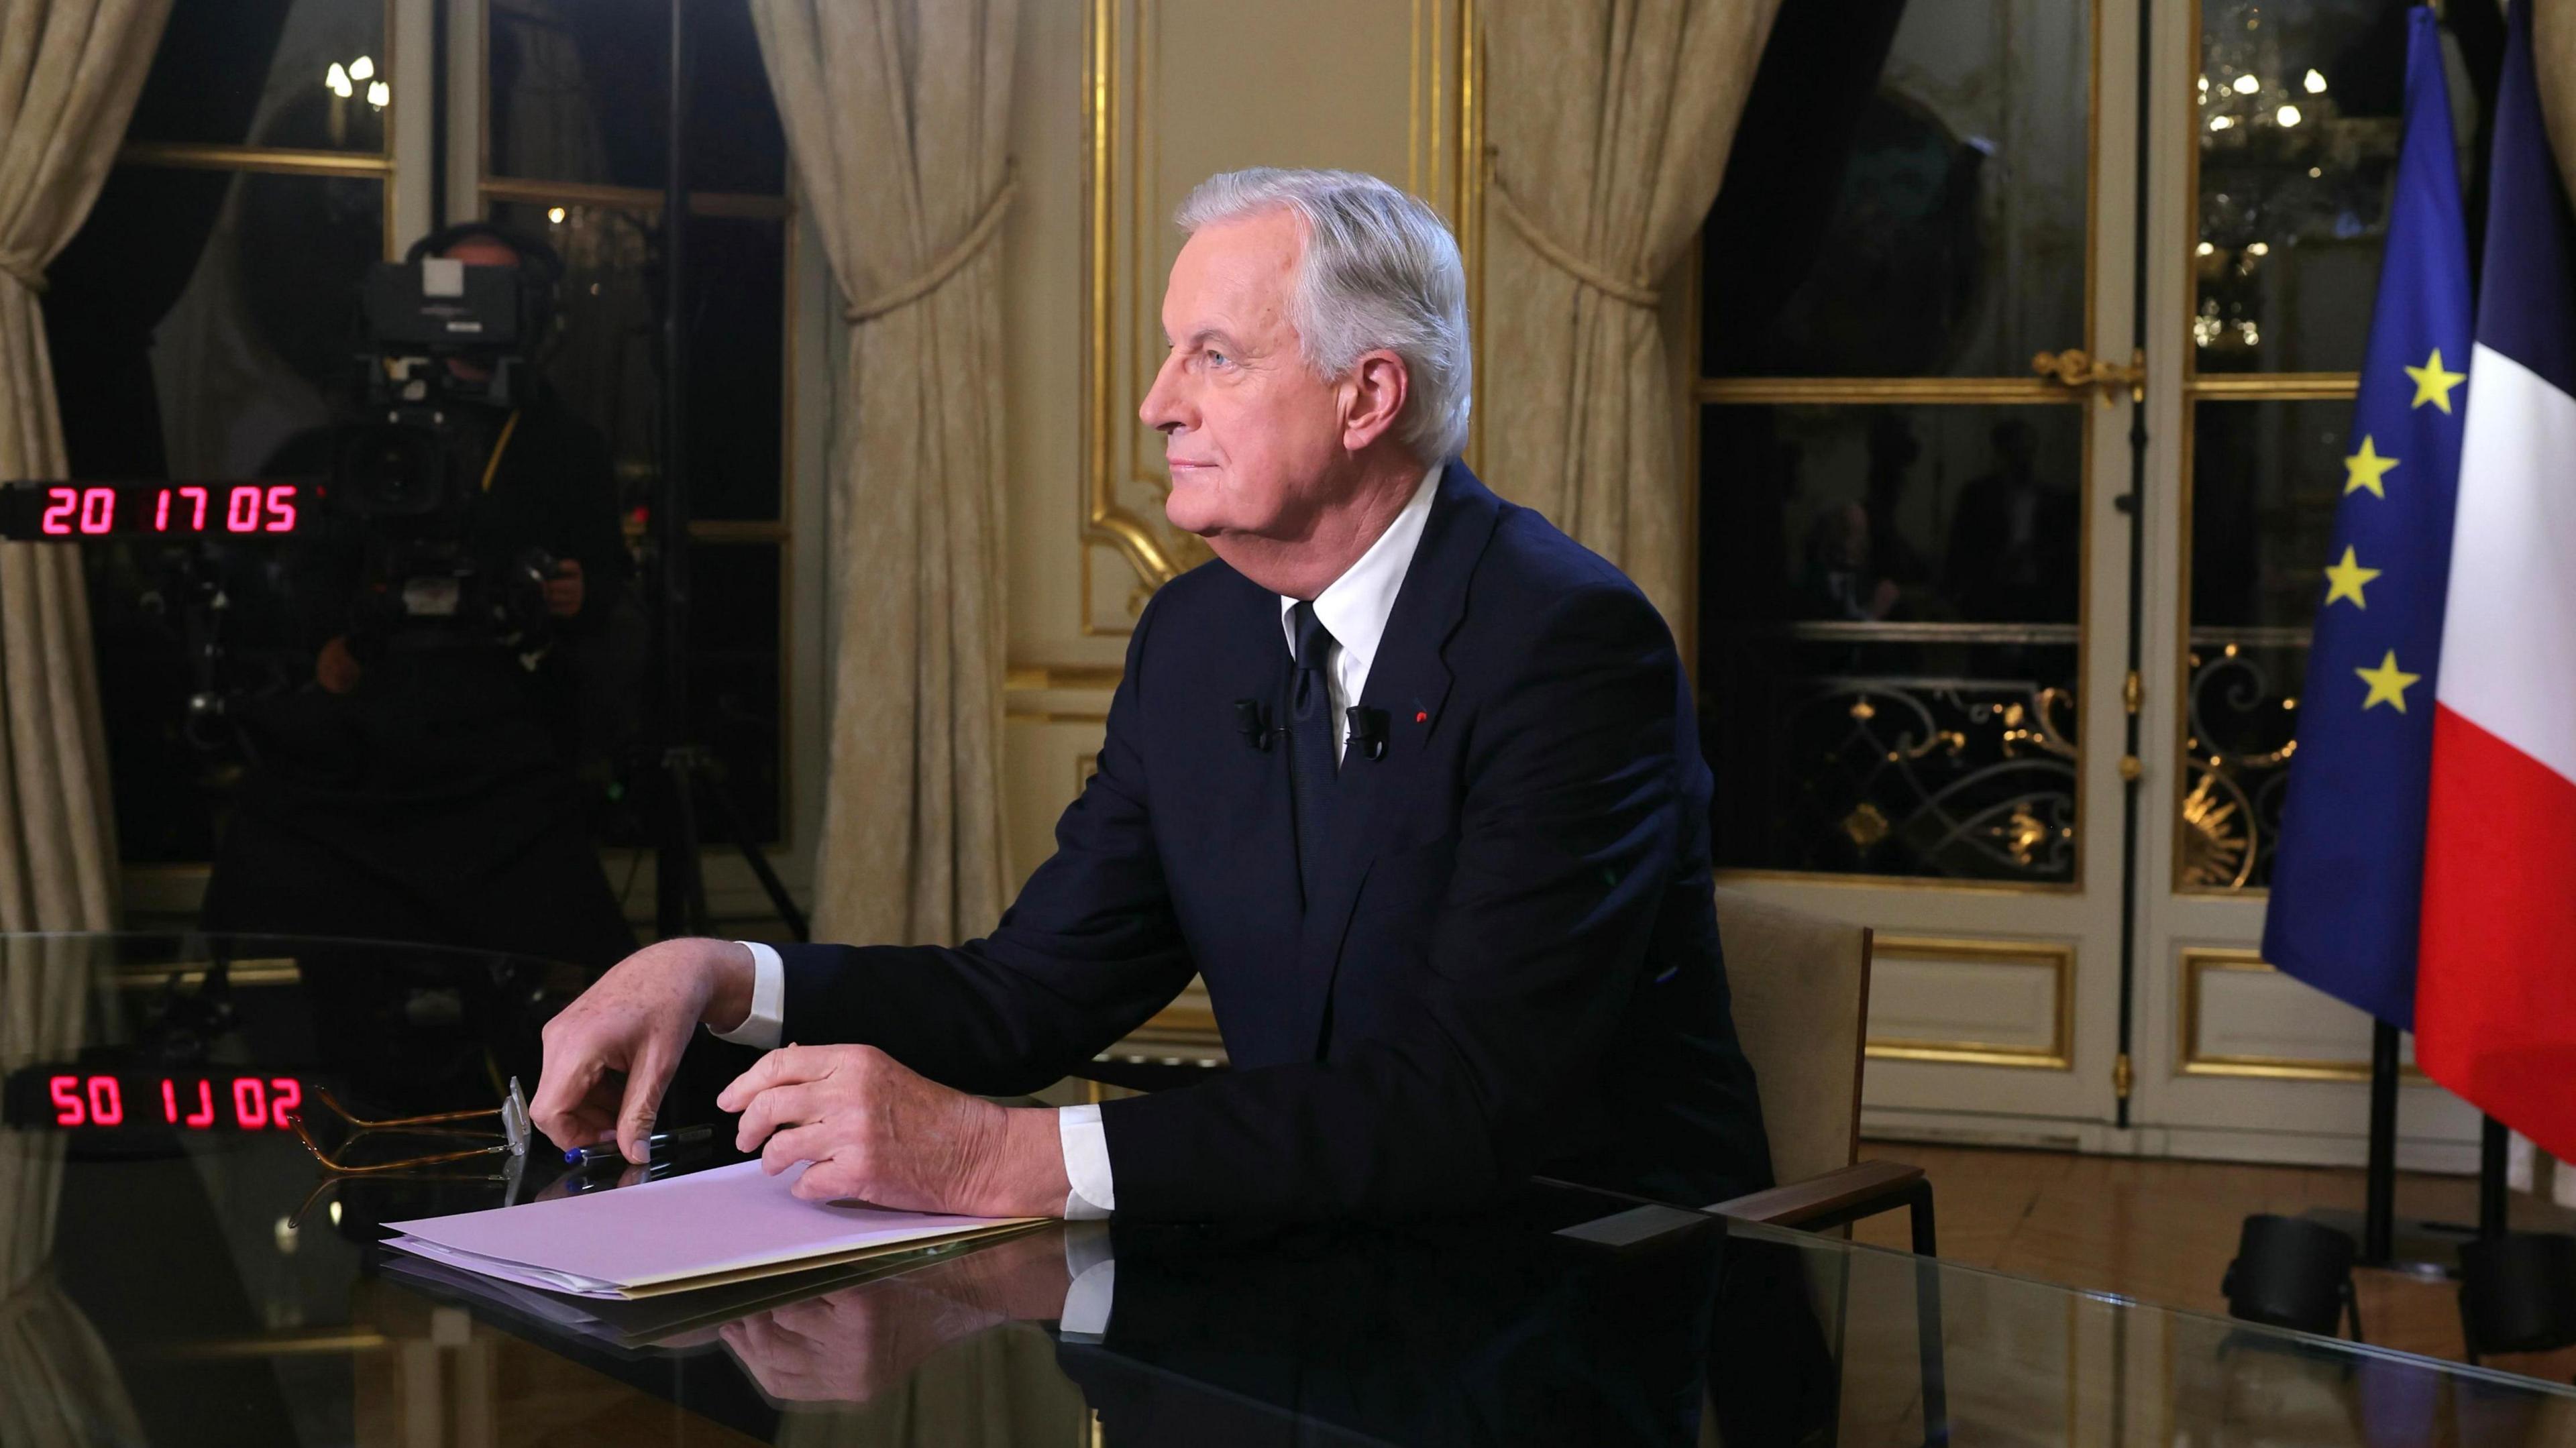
[708,941,785,1048]
[1060,1222,1116,1340]
[1059,1103,1116,1219]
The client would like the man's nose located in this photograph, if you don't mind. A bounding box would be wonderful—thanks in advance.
[1139,351,1189,435]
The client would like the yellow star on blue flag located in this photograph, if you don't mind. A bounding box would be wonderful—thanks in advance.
[2405,348,2467,412]
[2355,651,2421,712]
[2322,547,2380,608]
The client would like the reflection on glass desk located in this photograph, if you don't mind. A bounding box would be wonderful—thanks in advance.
[5,932,2575,1446]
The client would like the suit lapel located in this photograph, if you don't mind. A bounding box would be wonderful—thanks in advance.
[1287,461,1505,1056]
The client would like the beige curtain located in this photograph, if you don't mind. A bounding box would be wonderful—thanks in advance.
[0,0,168,933]
[1480,0,1783,626]
[1,938,145,1445]
[0,6,172,1436]
[749,1,1017,946]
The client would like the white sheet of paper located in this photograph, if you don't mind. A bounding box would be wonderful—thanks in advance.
[382,1160,1012,1298]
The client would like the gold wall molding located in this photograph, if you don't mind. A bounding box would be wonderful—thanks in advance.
[1696,377,2087,406]
[119,142,392,178]
[1006,664,1125,692]
[1080,0,1484,634]
[477,174,792,219]
[2175,948,2426,1081]
[2184,372,2359,400]
[1713,867,2081,898]
[1866,934,2076,1070]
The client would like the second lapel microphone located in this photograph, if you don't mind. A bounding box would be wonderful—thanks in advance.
[1237,699,1390,761]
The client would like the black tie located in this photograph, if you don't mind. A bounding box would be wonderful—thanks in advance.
[1287,601,1338,907]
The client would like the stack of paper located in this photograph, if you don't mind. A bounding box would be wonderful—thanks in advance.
[380,1233,996,1352]
[383,1160,1030,1300]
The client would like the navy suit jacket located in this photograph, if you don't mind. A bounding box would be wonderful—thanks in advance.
[773,462,1770,1219]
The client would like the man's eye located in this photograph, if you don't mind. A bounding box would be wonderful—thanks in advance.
[1204,350,1229,368]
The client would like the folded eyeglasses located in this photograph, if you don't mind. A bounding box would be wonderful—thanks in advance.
[285,1076,533,1175]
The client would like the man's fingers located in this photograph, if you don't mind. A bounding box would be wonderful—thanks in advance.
[718,1044,839,1112]
[615,1046,674,1164]
[733,1082,816,1154]
[759,1123,834,1178]
[791,1158,869,1203]
[529,1054,608,1150]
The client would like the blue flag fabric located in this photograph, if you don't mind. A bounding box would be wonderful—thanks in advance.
[2259,6,2473,1030]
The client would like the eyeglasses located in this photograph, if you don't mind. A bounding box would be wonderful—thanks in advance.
[285,1076,532,1174]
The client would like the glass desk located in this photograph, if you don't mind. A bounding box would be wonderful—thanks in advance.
[3,932,2573,1446]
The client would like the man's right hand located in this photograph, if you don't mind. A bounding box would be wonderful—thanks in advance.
[529,938,757,1162]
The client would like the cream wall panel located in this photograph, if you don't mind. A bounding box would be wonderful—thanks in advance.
[2180,956,2392,1078]
[1003,0,1102,675]
[1866,944,2070,1066]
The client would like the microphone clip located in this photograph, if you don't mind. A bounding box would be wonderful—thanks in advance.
[1347,706,1390,762]
[1234,698,1277,753]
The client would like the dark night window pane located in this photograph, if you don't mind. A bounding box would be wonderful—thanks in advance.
[489,0,672,189]
[685,0,788,194]
[680,215,786,519]
[688,541,783,844]
[488,201,784,522]
[126,0,389,154]
[488,200,659,516]
[1704,0,2090,378]
[47,168,386,864]
[1698,402,2087,883]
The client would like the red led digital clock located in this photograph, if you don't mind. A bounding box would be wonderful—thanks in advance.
[20,1072,304,1132]
[0,482,309,540]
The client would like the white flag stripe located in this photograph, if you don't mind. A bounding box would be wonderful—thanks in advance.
[2435,342,2576,785]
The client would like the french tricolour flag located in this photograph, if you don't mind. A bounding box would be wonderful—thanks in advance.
[2417,0,2576,1159]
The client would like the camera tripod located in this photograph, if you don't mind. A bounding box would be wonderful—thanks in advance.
[652,742,807,941]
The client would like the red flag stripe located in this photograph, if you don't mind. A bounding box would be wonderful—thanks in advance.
[2418,704,2576,1161]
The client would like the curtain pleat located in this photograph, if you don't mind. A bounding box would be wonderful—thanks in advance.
[749,0,1016,946]
[1479,0,1784,628]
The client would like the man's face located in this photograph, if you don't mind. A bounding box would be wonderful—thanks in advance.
[1140,210,1355,541]
[445,235,521,271]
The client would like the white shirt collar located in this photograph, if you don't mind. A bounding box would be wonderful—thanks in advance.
[1279,461,1444,678]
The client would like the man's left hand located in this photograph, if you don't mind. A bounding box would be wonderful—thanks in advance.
[545,559,585,618]
[718,1044,1071,1217]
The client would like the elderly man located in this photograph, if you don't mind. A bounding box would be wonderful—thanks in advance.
[531,168,1770,1221]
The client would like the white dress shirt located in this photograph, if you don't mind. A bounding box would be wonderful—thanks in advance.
[714,461,1447,1222]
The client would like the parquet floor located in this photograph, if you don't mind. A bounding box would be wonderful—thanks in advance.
[1847,1139,2576,1384]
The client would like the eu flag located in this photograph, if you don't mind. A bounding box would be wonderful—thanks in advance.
[2259,6,2473,1029]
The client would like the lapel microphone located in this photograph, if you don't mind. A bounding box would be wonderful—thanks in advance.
[1347,706,1390,762]
[1234,698,1277,752]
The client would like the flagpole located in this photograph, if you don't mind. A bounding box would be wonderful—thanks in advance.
[2478,1116,2509,1239]
[2363,1022,2399,1265]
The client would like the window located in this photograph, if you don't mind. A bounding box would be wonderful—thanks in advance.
[1697,0,2094,885]
[482,0,794,846]
[52,1,394,865]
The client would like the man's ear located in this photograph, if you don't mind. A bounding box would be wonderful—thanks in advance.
[1340,350,1410,453]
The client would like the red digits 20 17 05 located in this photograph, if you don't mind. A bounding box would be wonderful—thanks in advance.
[48,1074,303,1130]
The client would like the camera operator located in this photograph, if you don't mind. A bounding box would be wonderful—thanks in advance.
[201,223,642,973]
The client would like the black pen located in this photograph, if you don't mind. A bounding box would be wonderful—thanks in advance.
[563,1124,711,1167]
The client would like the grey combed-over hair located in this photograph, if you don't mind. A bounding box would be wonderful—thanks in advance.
[1174,168,1472,463]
